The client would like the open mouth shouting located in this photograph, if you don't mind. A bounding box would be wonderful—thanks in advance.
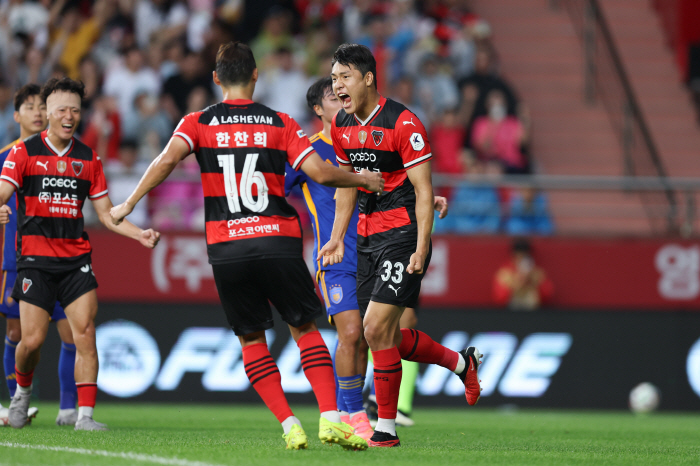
[337,92,352,109]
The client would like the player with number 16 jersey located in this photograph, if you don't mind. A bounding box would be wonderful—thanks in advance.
[110,42,384,450]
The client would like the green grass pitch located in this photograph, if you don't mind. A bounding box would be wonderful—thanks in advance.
[1,403,698,465]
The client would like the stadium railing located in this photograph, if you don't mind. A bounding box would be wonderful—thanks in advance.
[432,173,700,237]
[554,0,677,234]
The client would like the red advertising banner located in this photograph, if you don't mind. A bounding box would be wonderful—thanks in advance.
[89,230,700,310]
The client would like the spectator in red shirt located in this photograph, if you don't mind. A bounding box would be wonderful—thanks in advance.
[430,107,467,174]
[493,238,553,310]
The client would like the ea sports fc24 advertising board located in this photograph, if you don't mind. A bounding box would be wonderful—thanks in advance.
[22,304,700,411]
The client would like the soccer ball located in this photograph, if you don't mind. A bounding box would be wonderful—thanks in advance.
[628,382,660,414]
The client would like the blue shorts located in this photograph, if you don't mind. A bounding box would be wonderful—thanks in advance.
[317,270,360,324]
[0,271,66,321]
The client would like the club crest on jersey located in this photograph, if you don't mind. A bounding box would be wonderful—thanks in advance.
[71,161,83,176]
[22,278,32,293]
[371,130,383,146]
[329,285,343,304]
[358,130,367,144]
[57,160,67,173]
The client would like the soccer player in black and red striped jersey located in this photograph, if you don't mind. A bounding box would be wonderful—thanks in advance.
[319,44,483,447]
[110,42,383,450]
[0,78,160,431]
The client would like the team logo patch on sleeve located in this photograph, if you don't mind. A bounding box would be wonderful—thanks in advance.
[410,132,425,151]
[3,161,14,169]
[71,161,84,176]
[297,129,306,138]
[371,130,384,146]
[329,285,343,304]
[22,278,32,293]
[358,130,367,144]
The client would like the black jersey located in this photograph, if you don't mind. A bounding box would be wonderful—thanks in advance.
[331,97,432,252]
[173,99,315,264]
[0,131,108,271]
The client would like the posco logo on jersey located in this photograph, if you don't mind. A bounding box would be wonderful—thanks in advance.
[349,152,377,162]
[227,216,260,228]
[42,177,78,189]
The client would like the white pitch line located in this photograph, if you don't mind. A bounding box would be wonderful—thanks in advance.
[0,442,227,466]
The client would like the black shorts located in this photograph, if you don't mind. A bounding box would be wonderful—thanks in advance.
[11,264,98,316]
[212,257,324,336]
[357,241,432,313]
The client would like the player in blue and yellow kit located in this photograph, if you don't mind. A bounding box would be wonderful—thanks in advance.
[286,77,449,439]
[285,78,373,439]
[0,84,78,427]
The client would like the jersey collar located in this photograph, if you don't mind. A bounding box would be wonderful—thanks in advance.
[316,132,332,145]
[223,99,254,105]
[42,130,73,157]
[353,96,385,127]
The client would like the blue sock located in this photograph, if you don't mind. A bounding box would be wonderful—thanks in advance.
[333,340,348,412]
[370,377,375,396]
[4,336,18,398]
[338,374,365,414]
[58,342,77,410]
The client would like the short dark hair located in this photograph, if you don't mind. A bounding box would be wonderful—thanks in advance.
[306,77,333,118]
[14,83,42,111]
[331,43,377,88]
[216,41,256,87]
[40,77,85,103]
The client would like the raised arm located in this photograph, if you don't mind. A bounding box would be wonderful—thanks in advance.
[110,136,190,225]
[299,151,383,191]
[93,195,160,248]
[406,161,435,274]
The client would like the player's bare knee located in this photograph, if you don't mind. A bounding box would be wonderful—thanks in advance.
[239,330,266,347]
[337,324,362,347]
[21,333,44,353]
[6,320,21,342]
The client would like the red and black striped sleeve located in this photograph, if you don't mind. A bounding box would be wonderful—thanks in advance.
[280,114,315,170]
[0,141,28,190]
[396,110,432,169]
[173,112,202,153]
[331,113,351,166]
[88,151,109,200]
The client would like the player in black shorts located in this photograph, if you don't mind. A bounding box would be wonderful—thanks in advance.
[320,44,483,447]
[0,78,160,431]
[110,42,384,450]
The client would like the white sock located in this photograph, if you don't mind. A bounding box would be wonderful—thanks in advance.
[16,385,32,396]
[281,416,301,435]
[339,410,349,418]
[77,406,93,420]
[320,410,341,424]
[59,408,76,417]
[350,410,365,419]
[454,353,466,374]
[375,418,396,436]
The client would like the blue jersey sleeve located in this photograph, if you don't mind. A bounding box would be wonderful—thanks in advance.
[284,158,308,196]
[0,145,18,272]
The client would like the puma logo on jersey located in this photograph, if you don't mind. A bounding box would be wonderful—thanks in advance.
[342,134,350,142]
[403,118,416,126]
[389,284,401,296]
[81,264,91,273]
[36,161,48,171]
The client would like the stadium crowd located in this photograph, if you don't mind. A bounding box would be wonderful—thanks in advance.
[0,0,552,235]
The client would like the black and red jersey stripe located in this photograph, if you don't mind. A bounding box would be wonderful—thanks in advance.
[173,99,315,264]
[331,97,432,252]
[0,131,108,271]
